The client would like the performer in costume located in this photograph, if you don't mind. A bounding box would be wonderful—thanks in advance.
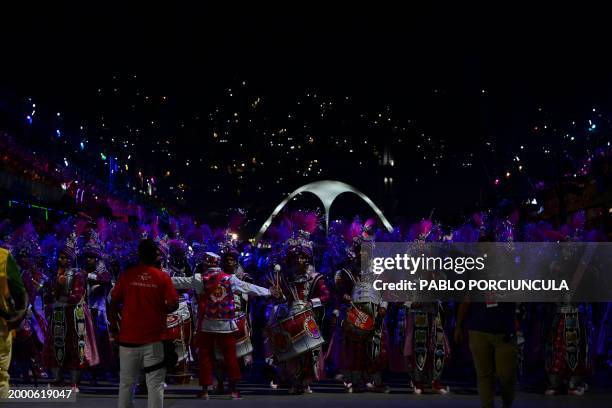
[43,233,99,392]
[260,247,284,390]
[171,252,279,399]
[167,238,193,278]
[334,231,389,393]
[8,224,48,383]
[398,219,450,394]
[401,302,450,394]
[544,212,593,396]
[162,238,194,384]
[214,246,256,394]
[266,232,331,395]
[82,230,114,383]
[545,301,593,395]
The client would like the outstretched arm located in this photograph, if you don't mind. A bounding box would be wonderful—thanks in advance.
[230,275,271,297]
[171,273,204,292]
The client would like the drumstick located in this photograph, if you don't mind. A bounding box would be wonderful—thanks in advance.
[349,302,367,318]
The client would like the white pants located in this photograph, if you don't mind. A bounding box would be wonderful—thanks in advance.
[118,342,165,408]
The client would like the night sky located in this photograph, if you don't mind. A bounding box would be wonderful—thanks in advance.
[1,4,611,227]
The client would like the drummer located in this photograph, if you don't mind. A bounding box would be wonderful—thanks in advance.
[268,232,331,395]
[161,238,194,385]
[171,252,281,400]
[334,234,389,393]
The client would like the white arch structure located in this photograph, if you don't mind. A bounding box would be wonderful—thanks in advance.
[254,180,394,241]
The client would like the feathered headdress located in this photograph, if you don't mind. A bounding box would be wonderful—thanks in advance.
[341,217,376,258]
[82,230,105,258]
[284,210,319,235]
[202,251,221,268]
[264,210,320,245]
[218,230,239,259]
[154,234,170,261]
[409,219,434,241]
[8,221,41,260]
[60,232,78,261]
[286,230,314,258]
[168,238,188,261]
[227,208,247,234]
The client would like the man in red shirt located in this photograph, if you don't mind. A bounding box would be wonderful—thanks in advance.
[109,239,179,408]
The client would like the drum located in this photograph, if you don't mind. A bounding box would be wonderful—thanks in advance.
[165,300,192,340]
[215,313,254,360]
[266,306,324,362]
[234,313,253,358]
[163,300,193,384]
[343,305,375,337]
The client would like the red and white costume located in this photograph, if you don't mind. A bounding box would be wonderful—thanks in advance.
[172,263,270,387]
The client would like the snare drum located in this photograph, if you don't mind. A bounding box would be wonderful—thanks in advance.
[266,307,324,362]
[344,305,375,337]
[163,300,193,383]
[234,313,253,358]
[215,313,254,360]
[165,300,191,335]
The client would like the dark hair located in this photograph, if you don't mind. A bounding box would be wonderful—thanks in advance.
[222,252,239,261]
[138,238,159,265]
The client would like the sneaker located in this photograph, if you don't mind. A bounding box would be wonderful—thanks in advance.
[544,388,558,396]
[33,366,47,379]
[231,391,243,400]
[196,390,210,399]
[568,386,585,396]
[304,386,313,394]
[70,383,79,393]
[344,382,353,393]
[414,382,424,395]
[432,381,449,395]
[269,381,278,389]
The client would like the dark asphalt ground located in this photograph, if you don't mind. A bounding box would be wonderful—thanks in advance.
[4,379,610,408]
